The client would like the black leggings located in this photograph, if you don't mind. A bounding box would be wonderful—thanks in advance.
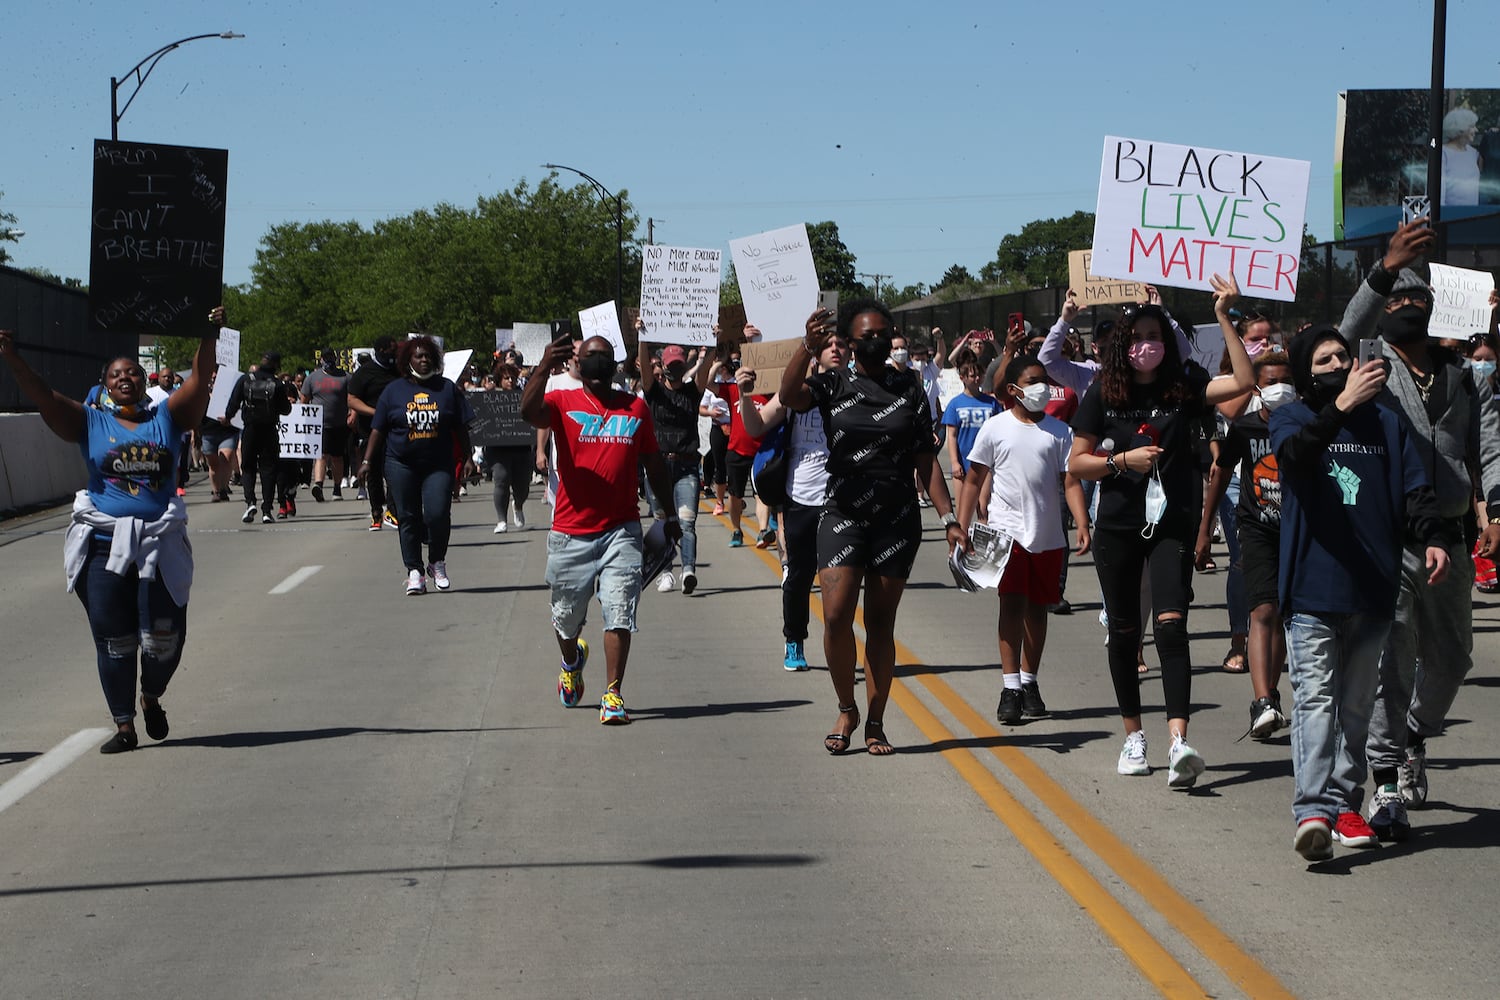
[781,500,819,640]
[709,424,729,486]
[1091,524,1195,720]
[485,446,532,517]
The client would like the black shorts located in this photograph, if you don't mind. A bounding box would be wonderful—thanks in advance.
[816,478,922,579]
[1238,517,1280,610]
[725,450,754,499]
[321,424,349,458]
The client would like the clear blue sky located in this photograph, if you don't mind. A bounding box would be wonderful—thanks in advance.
[3,0,1495,295]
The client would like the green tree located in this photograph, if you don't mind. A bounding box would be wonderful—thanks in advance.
[983,210,1095,289]
[0,190,19,264]
[19,266,85,289]
[933,264,974,291]
[807,220,861,294]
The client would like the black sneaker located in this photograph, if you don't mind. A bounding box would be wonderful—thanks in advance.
[996,687,1024,725]
[1020,682,1048,718]
[311,484,325,503]
[142,700,169,741]
[1049,599,1073,616]
[1249,696,1286,740]
[99,729,138,754]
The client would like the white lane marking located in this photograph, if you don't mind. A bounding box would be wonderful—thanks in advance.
[0,728,115,817]
[269,565,323,594]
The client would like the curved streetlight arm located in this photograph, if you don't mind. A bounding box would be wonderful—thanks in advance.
[540,162,627,314]
[111,31,245,140]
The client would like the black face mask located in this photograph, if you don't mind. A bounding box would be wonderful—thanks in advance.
[1380,304,1431,346]
[664,363,687,382]
[579,353,616,382]
[1308,367,1350,408]
[852,335,892,370]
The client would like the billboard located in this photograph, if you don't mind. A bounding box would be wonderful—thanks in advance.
[1335,89,1500,241]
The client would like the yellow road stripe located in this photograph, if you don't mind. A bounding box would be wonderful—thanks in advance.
[705,503,1294,1000]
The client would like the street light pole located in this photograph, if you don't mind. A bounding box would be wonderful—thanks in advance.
[541,163,624,312]
[111,31,245,141]
[1426,0,1447,258]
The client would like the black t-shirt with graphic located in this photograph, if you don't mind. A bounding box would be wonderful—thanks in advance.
[644,380,701,457]
[1073,367,1211,532]
[1216,412,1280,528]
[805,366,935,492]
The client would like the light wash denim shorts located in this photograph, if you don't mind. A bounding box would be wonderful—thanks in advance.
[545,521,643,638]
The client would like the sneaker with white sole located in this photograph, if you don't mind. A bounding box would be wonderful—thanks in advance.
[261,512,275,524]
[657,571,675,593]
[681,571,697,595]
[1167,735,1205,788]
[1117,731,1150,776]
[242,505,257,524]
[1367,783,1411,842]
[405,569,426,596]
[783,640,809,671]
[513,508,526,530]
[1294,817,1334,862]
[494,520,507,534]
[1333,811,1378,848]
[1249,695,1287,741]
[1399,744,1428,807]
[428,561,450,591]
[558,639,589,708]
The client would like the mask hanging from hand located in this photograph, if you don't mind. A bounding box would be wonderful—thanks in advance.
[1142,465,1167,539]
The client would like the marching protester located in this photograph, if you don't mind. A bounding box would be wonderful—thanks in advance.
[1,309,220,753]
[637,323,716,594]
[1069,273,1252,788]
[737,331,848,672]
[199,369,238,502]
[300,347,351,502]
[522,333,680,725]
[1338,219,1500,837]
[226,350,294,525]
[714,344,767,547]
[957,353,1091,725]
[779,301,966,756]
[486,363,532,533]
[348,337,401,530]
[1271,323,1452,862]
[358,336,476,595]
[941,350,1000,487]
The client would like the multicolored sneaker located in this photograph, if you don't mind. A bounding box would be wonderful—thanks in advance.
[728,529,744,548]
[783,640,808,671]
[383,507,399,528]
[599,688,631,725]
[558,639,589,708]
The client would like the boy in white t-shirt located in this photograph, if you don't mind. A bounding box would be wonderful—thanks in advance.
[957,354,1091,725]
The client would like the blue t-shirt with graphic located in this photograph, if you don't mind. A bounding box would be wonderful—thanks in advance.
[81,403,182,519]
[941,392,1000,472]
[371,377,474,468]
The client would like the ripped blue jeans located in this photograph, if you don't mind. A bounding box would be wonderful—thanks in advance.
[74,535,189,723]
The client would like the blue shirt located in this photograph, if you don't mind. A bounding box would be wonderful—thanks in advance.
[371,377,473,468]
[941,392,1000,472]
[81,403,182,519]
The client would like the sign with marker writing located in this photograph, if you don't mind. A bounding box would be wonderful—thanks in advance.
[578,301,627,361]
[512,323,551,367]
[729,223,818,341]
[216,326,241,369]
[88,139,228,337]
[467,389,533,446]
[1067,250,1149,307]
[1428,264,1496,339]
[639,245,722,346]
[741,339,805,394]
[1090,136,1309,303]
[278,403,323,459]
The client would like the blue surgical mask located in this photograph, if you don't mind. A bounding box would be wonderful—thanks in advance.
[1472,360,1496,382]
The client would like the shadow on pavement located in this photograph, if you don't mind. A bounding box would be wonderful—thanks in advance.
[900,728,1112,756]
[0,751,43,768]
[629,699,813,721]
[1196,755,1295,793]
[160,725,548,749]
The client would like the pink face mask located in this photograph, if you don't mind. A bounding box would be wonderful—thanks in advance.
[1244,338,1269,357]
[1127,340,1165,372]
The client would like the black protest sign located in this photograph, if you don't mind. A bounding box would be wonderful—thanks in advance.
[89,139,228,337]
[467,389,533,447]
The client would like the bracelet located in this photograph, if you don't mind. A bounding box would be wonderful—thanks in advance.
[1105,454,1120,477]
[1489,516,1500,526]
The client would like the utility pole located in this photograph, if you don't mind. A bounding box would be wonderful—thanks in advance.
[647,218,666,245]
[858,272,890,300]
[1426,0,1447,258]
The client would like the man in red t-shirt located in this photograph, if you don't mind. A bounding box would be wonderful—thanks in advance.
[715,363,768,547]
[522,334,680,726]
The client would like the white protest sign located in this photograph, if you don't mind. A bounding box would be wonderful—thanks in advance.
[513,322,552,367]
[279,403,323,459]
[1091,136,1310,303]
[578,301,627,361]
[216,326,241,369]
[207,369,244,428]
[495,328,514,352]
[1191,323,1227,376]
[443,348,474,384]
[729,223,818,341]
[1428,264,1496,338]
[638,245,722,346]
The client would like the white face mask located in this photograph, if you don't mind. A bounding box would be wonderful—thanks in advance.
[1142,466,1167,539]
[1014,383,1051,413]
[1258,383,1297,411]
[888,348,909,366]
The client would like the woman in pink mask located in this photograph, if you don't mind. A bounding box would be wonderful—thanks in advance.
[1070,274,1253,789]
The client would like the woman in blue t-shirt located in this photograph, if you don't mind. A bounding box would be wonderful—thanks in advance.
[0,309,220,754]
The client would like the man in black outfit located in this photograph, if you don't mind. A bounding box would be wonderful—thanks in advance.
[226,351,293,525]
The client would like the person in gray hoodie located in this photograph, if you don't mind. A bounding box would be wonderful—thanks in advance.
[1339,217,1500,840]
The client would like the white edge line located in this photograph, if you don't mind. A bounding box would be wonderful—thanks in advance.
[269,564,324,595]
[0,728,115,817]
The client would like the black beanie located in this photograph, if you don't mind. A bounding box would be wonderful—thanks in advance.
[1287,324,1347,398]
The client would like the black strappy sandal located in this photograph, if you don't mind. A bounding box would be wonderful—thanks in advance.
[825,703,860,755]
[865,720,895,756]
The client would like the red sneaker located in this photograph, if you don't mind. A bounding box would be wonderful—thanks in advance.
[1333,811,1377,848]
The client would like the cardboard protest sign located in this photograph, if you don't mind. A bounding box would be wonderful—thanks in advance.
[741,339,805,394]
[1067,250,1149,307]
[1091,136,1310,303]
[466,389,532,446]
[89,140,228,337]
[443,348,474,385]
[278,403,323,459]
[578,301,627,361]
[729,224,818,340]
[1428,264,1496,339]
[215,327,241,369]
[207,369,244,428]
[512,323,552,368]
[639,245,722,346]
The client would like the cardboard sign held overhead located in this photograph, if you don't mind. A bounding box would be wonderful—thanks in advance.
[1428,263,1496,338]
[215,327,241,369]
[1067,250,1149,307]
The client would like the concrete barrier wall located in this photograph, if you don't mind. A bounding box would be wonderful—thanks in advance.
[0,413,86,513]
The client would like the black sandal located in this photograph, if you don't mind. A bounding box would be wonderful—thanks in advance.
[99,728,138,754]
[825,703,860,755]
[865,720,895,756]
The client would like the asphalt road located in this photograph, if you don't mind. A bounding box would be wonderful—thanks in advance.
[2,476,1497,999]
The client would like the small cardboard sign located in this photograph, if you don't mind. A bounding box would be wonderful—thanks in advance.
[1067,250,1149,307]
[741,339,806,394]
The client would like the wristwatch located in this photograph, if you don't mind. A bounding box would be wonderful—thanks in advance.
[941,511,959,528]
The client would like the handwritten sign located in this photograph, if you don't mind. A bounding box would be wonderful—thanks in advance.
[578,301,627,361]
[741,339,805,394]
[639,244,722,346]
[1428,264,1496,339]
[278,403,323,459]
[1067,250,1149,307]
[1091,136,1310,303]
[216,326,241,369]
[729,224,818,340]
[511,323,551,367]
[88,140,227,338]
[467,389,533,446]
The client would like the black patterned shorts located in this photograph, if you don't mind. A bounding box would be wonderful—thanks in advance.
[816,477,922,579]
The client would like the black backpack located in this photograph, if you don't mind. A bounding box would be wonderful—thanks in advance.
[243,377,281,423]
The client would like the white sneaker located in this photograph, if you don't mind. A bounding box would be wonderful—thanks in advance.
[458,485,468,496]
[494,521,507,534]
[1117,731,1149,776]
[1167,735,1205,789]
[428,561,450,591]
[242,505,256,524]
[513,508,526,530]
[1399,744,1428,807]
[657,571,675,593]
[405,569,426,595]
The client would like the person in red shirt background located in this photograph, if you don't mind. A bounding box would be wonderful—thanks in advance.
[714,336,769,547]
